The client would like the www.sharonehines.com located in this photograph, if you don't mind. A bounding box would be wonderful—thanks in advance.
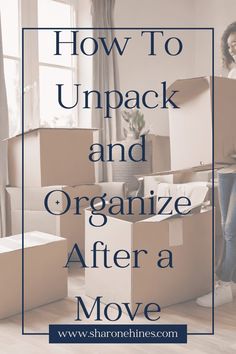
[59,328,178,339]
[49,324,187,344]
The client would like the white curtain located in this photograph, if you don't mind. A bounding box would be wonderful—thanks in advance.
[0,14,9,237]
[91,0,122,181]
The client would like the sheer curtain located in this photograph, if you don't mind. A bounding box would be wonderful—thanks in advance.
[91,0,122,181]
[0,14,9,237]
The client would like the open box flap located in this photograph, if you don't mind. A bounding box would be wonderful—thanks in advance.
[167,76,210,105]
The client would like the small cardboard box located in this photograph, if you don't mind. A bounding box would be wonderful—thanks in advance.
[85,199,212,312]
[168,77,236,169]
[7,128,99,187]
[0,231,67,319]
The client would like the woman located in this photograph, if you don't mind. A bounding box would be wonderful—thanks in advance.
[222,21,236,78]
[197,22,236,307]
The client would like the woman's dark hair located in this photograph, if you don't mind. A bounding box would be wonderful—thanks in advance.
[221,21,236,70]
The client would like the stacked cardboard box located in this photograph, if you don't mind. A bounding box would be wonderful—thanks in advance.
[7,184,101,252]
[8,128,99,186]
[7,128,101,253]
[0,231,67,319]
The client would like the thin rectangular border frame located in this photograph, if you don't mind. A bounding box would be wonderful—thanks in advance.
[21,26,215,337]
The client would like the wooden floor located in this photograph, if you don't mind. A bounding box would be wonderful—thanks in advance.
[1,264,235,354]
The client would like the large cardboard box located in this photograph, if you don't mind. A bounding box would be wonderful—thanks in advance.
[7,128,99,187]
[85,199,212,312]
[0,231,67,319]
[7,184,101,252]
[168,77,236,169]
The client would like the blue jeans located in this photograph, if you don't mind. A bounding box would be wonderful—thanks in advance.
[217,170,236,282]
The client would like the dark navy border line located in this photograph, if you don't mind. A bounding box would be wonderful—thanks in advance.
[211,28,215,334]
[21,27,24,336]
[21,27,215,337]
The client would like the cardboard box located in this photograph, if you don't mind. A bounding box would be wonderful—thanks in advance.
[85,199,212,312]
[143,167,215,196]
[0,231,67,319]
[6,184,101,211]
[10,209,85,253]
[7,185,102,252]
[147,134,170,173]
[142,166,223,267]
[7,128,99,187]
[168,77,236,169]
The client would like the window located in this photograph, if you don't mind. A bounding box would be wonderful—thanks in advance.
[0,0,20,136]
[37,0,77,128]
[0,0,78,136]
